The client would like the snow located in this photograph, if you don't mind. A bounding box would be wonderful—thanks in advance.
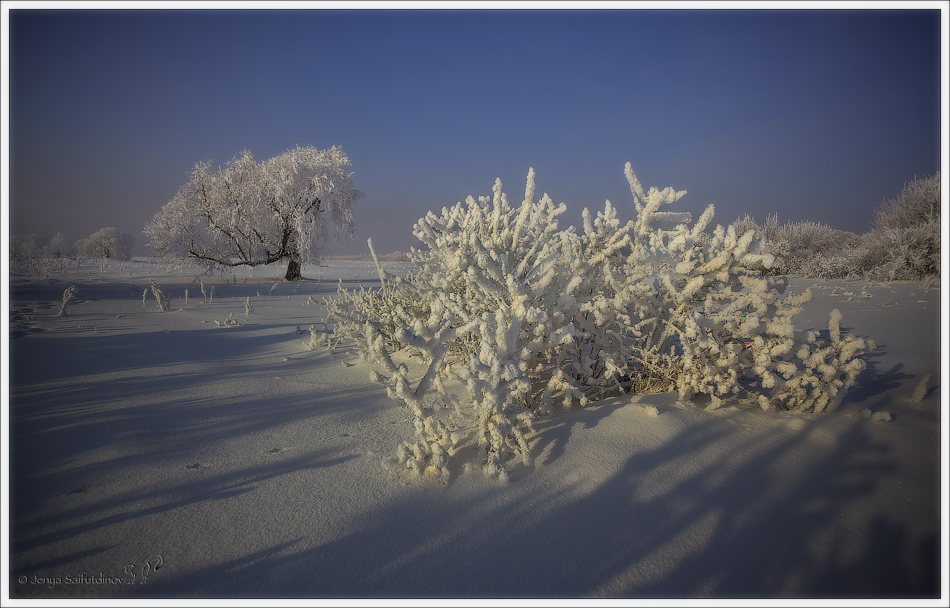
[4,259,946,602]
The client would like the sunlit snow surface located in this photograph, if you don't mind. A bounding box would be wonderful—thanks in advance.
[7,259,943,599]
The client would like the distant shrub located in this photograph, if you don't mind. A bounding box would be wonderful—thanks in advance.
[874,172,940,231]
[756,215,860,278]
[734,171,940,283]
[863,173,941,280]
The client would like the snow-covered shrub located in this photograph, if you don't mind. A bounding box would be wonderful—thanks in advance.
[860,227,939,281]
[616,171,871,414]
[874,172,940,231]
[215,312,239,327]
[758,215,860,277]
[329,165,872,481]
[910,374,931,403]
[860,174,941,280]
[57,286,78,316]
[304,324,330,350]
[149,281,171,312]
[744,173,940,281]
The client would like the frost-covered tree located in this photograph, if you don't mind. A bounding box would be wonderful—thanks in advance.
[328,165,873,482]
[145,145,364,281]
[9,233,73,278]
[9,234,40,269]
[77,227,134,261]
[46,232,74,259]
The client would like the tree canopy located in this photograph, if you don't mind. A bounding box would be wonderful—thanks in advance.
[145,145,363,279]
[78,227,134,261]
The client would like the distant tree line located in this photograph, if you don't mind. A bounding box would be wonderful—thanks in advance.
[10,173,939,284]
[728,172,940,281]
[10,227,135,278]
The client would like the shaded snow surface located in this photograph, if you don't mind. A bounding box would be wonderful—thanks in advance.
[5,260,945,601]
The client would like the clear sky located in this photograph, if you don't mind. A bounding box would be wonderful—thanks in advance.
[5,3,944,257]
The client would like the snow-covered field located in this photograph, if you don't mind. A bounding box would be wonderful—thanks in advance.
[5,259,945,601]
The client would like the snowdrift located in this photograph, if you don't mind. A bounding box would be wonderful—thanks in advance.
[5,259,944,600]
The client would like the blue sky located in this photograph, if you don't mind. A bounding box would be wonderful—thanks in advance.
[6,4,944,256]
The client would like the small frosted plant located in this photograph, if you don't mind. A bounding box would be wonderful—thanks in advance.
[150,281,171,311]
[305,324,329,350]
[368,237,387,285]
[184,288,189,305]
[244,296,254,320]
[269,282,280,296]
[911,374,931,403]
[215,312,239,327]
[57,286,79,316]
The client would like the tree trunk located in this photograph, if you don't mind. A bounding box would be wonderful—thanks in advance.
[284,259,302,281]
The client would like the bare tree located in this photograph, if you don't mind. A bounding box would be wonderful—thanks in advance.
[145,145,363,280]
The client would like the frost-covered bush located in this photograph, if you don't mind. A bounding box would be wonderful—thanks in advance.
[304,324,330,350]
[756,215,861,278]
[329,165,872,481]
[862,173,941,280]
[148,281,171,312]
[739,173,940,281]
[874,172,940,231]
[57,286,79,316]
